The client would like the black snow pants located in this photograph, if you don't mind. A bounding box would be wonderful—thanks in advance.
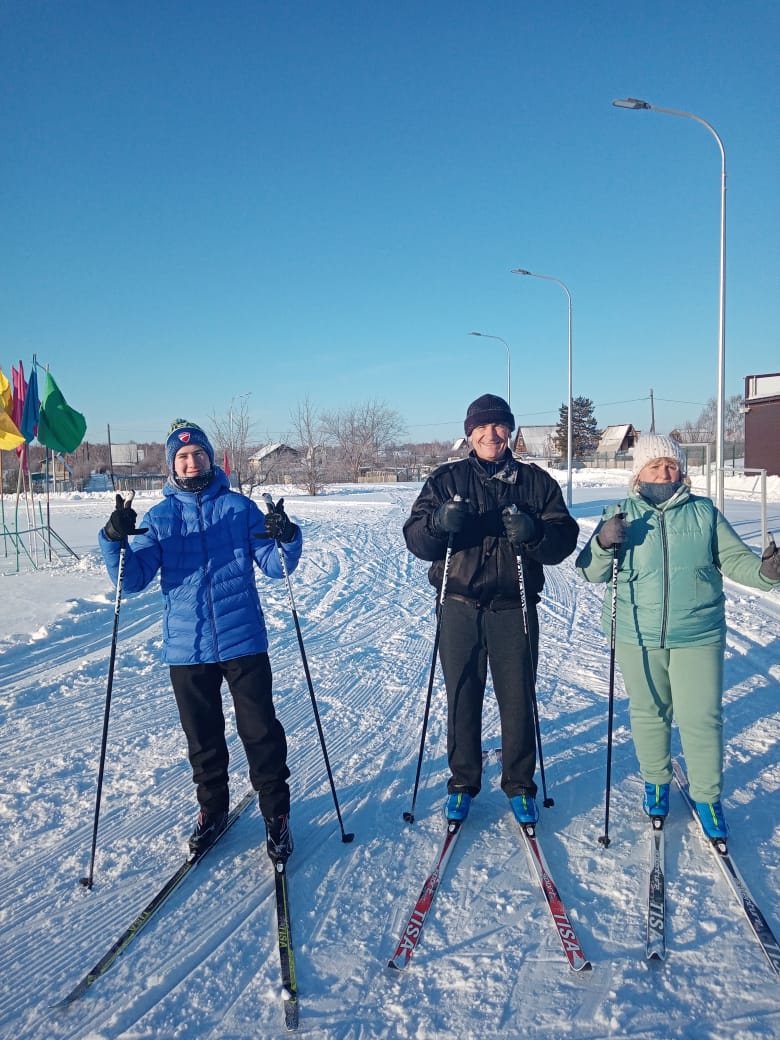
[169,652,290,819]
[437,596,538,799]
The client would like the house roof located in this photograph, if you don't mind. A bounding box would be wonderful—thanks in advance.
[596,424,636,454]
[248,443,299,461]
[515,425,557,456]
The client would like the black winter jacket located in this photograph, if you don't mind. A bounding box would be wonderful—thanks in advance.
[403,451,579,606]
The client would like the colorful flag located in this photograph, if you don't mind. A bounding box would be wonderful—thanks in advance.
[0,367,12,414]
[0,413,25,450]
[0,367,25,447]
[20,366,40,443]
[11,363,25,430]
[36,371,87,453]
[223,450,231,476]
[11,363,27,460]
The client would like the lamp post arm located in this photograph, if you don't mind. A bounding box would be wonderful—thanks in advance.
[613,100,726,510]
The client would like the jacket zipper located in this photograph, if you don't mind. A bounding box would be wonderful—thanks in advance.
[197,494,220,657]
[659,511,669,647]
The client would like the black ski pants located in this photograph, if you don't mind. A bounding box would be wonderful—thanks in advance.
[169,652,290,819]
[437,597,538,799]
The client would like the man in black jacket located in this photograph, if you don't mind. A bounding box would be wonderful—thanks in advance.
[403,394,579,824]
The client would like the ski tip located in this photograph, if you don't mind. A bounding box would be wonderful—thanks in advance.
[572,956,593,972]
[387,958,405,972]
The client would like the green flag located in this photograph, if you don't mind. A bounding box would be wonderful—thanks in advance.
[36,371,87,453]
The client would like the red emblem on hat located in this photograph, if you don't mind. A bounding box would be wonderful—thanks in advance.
[178,432,192,444]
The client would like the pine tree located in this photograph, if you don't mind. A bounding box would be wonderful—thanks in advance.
[555,396,600,460]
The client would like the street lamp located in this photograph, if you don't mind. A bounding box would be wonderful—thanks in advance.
[511,268,574,509]
[613,97,726,512]
[467,331,511,407]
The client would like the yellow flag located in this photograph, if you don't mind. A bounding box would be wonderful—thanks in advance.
[0,367,12,414]
[0,411,25,450]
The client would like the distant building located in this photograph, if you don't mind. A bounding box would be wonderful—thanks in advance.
[513,425,558,461]
[247,444,301,484]
[593,424,640,468]
[744,373,780,477]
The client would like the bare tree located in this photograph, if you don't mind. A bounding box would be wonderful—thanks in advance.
[290,396,327,495]
[210,395,254,492]
[320,400,407,482]
[675,394,745,444]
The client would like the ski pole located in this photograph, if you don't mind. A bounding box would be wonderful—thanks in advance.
[262,495,355,844]
[403,526,456,824]
[513,532,554,809]
[80,525,130,890]
[598,546,620,848]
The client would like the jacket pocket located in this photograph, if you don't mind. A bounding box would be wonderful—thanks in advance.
[694,565,722,607]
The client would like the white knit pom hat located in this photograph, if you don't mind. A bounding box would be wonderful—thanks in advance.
[631,434,687,477]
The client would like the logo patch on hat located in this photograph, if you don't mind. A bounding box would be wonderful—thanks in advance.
[178,432,192,445]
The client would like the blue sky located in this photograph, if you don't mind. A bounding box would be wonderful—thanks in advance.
[1,2,777,447]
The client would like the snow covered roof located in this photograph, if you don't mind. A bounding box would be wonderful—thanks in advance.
[515,425,557,456]
[596,424,637,455]
[248,443,299,461]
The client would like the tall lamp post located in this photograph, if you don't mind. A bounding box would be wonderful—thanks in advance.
[511,268,574,509]
[613,97,726,512]
[467,331,511,407]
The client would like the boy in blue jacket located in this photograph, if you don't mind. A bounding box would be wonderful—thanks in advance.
[99,419,302,863]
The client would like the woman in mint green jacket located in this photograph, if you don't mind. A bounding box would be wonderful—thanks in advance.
[576,435,780,839]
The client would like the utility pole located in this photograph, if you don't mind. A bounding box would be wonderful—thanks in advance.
[649,389,655,433]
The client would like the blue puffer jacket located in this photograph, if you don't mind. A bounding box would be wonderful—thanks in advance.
[576,483,775,648]
[99,470,303,665]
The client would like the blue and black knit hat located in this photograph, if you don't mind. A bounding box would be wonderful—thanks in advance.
[165,419,215,471]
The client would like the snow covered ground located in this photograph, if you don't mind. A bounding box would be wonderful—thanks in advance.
[1,468,779,1040]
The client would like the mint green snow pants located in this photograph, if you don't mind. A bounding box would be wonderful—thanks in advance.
[614,641,724,803]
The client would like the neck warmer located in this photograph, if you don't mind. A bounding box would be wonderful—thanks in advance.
[172,468,215,493]
[638,480,682,506]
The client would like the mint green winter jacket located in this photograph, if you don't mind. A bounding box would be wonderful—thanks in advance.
[575,484,776,648]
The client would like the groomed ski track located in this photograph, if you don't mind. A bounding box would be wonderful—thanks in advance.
[1,485,779,1039]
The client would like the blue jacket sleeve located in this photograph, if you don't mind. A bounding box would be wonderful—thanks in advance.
[98,513,163,592]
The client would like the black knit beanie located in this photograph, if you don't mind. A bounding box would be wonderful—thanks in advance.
[464,394,515,437]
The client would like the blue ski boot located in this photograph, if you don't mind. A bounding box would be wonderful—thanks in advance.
[695,800,728,840]
[642,782,670,818]
[511,793,539,825]
[445,791,471,822]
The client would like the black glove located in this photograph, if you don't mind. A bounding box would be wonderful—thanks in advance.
[262,497,298,543]
[502,506,539,549]
[432,498,474,536]
[104,493,147,542]
[597,512,628,550]
[760,536,780,581]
